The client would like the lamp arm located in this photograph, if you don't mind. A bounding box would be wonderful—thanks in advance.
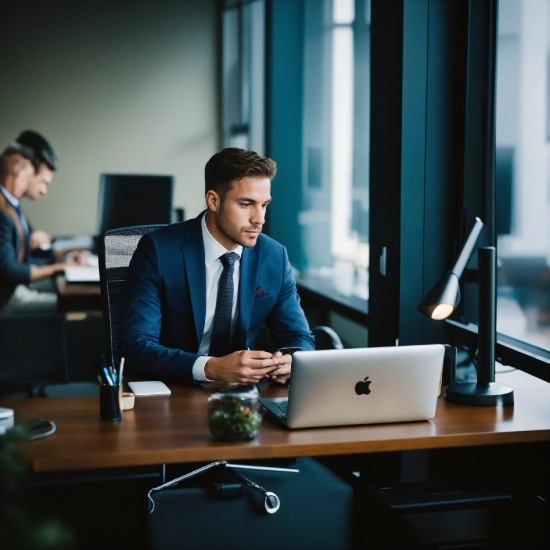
[451,217,484,278]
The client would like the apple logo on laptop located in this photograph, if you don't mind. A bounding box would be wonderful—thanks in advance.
[355,376,372,396]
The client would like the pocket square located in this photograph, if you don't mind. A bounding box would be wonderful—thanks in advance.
[254,286,273,299]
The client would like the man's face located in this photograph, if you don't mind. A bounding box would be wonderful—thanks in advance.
[26,165,53,200]
[206,176,272,249]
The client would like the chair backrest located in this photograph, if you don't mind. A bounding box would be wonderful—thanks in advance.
[98,225,166,366]
[253,325,344,352]
[97,174,173,234]
[311,325,344,350]
[0,313,69,385]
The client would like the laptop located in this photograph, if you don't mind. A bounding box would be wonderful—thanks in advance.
[259,344,445,429]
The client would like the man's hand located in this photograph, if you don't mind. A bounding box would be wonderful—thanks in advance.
[29,252,90,281]
[63,251,88,266]
[265,350,292,385]
[205,350,291,384]
[30,229,53,249]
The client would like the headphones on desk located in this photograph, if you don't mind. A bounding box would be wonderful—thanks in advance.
[2,419,57,441]
[148,460,281,515]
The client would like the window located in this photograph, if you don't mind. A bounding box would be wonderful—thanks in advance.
[221,0,265,154]
[299,0,370,301]
[495,0,550,353]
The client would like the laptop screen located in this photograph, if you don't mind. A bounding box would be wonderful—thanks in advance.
[0,314,69,383]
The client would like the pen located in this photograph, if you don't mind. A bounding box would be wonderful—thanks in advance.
[119,357,125,385]
[103,367,114,386]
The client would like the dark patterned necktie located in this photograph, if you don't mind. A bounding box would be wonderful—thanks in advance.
[209,252,239,357]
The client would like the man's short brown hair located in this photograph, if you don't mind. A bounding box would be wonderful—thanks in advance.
[205,148,277,198]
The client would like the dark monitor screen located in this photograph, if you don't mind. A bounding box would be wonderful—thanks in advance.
[97,174,174,234]
[0,314,68,384]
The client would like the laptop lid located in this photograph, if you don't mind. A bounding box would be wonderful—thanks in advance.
[262,344,444,429]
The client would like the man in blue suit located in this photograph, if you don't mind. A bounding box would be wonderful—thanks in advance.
[0,130,86,314]
[119,148,314,385]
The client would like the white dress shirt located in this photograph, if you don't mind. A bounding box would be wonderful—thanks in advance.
[191,213,243,382]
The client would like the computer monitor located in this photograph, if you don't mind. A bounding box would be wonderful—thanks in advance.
[97,174,174,233]
[0,314,68,384]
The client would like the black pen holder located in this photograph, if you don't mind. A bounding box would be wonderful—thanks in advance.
[100,384,122,421]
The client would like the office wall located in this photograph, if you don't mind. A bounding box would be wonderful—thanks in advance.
[0,0,219,236]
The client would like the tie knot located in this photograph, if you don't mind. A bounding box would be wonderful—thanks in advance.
[220,252,239,270]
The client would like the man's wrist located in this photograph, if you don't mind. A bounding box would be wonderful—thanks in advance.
[203,357,216,382]
[192,355,215,383]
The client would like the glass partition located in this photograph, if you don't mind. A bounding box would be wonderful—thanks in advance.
[495,0,550,352]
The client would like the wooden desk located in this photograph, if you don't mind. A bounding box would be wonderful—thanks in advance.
[55,275,102,312]
[3,370,549,473]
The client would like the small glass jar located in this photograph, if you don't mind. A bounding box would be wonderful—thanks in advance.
[207,387,262,441]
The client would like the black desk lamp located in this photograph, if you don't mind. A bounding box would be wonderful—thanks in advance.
[417,217,514,406]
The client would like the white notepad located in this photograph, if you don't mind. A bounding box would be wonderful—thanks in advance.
[64,266,100,283]
[127,381,171,396]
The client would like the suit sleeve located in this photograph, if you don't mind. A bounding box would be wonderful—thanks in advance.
[264,246,315,351]
[118,233,200,384]
[0,213,31,284]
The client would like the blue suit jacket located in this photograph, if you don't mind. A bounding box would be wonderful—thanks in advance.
[0,191,32,307]
[119,212,314,384]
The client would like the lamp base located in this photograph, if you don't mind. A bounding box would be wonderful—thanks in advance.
[445,382,514,406]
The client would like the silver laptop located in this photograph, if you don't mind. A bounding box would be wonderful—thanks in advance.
[259,344,445,429]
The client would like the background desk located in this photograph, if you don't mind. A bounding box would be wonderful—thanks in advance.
[4,369,549,474]
[55,275,102,312]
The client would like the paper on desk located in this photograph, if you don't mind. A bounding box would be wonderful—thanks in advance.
[52,236,94,250]
[128,381,171,396]
[64,266,100,283]
[86,254,99,267]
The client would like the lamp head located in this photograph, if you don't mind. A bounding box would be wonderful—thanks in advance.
[417,272,460,320]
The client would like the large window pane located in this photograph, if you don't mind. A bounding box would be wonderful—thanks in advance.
[496,0,550,351]
[221,0,265,153]
[300,0,370,301]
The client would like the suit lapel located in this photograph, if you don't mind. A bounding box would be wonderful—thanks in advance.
[0,192,25,262]
[181,215,207,345]
[238,245,260,344]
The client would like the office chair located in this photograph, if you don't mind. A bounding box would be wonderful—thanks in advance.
[97,225,166,367]
[148,457,353,550]
[0,313,69,397]
[254,325,344,352]
[312,325,344,350]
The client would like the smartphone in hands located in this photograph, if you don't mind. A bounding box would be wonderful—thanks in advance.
[272,347,301,386]
[275,347,302,355]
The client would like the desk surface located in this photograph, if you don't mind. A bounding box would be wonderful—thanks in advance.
[55,275,102,312]
[3,370,549,473]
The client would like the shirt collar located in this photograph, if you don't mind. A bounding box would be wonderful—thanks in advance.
[201,212,243,263]
[0,185,20,209]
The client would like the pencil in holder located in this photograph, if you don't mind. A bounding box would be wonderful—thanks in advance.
[100,384,122,421]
